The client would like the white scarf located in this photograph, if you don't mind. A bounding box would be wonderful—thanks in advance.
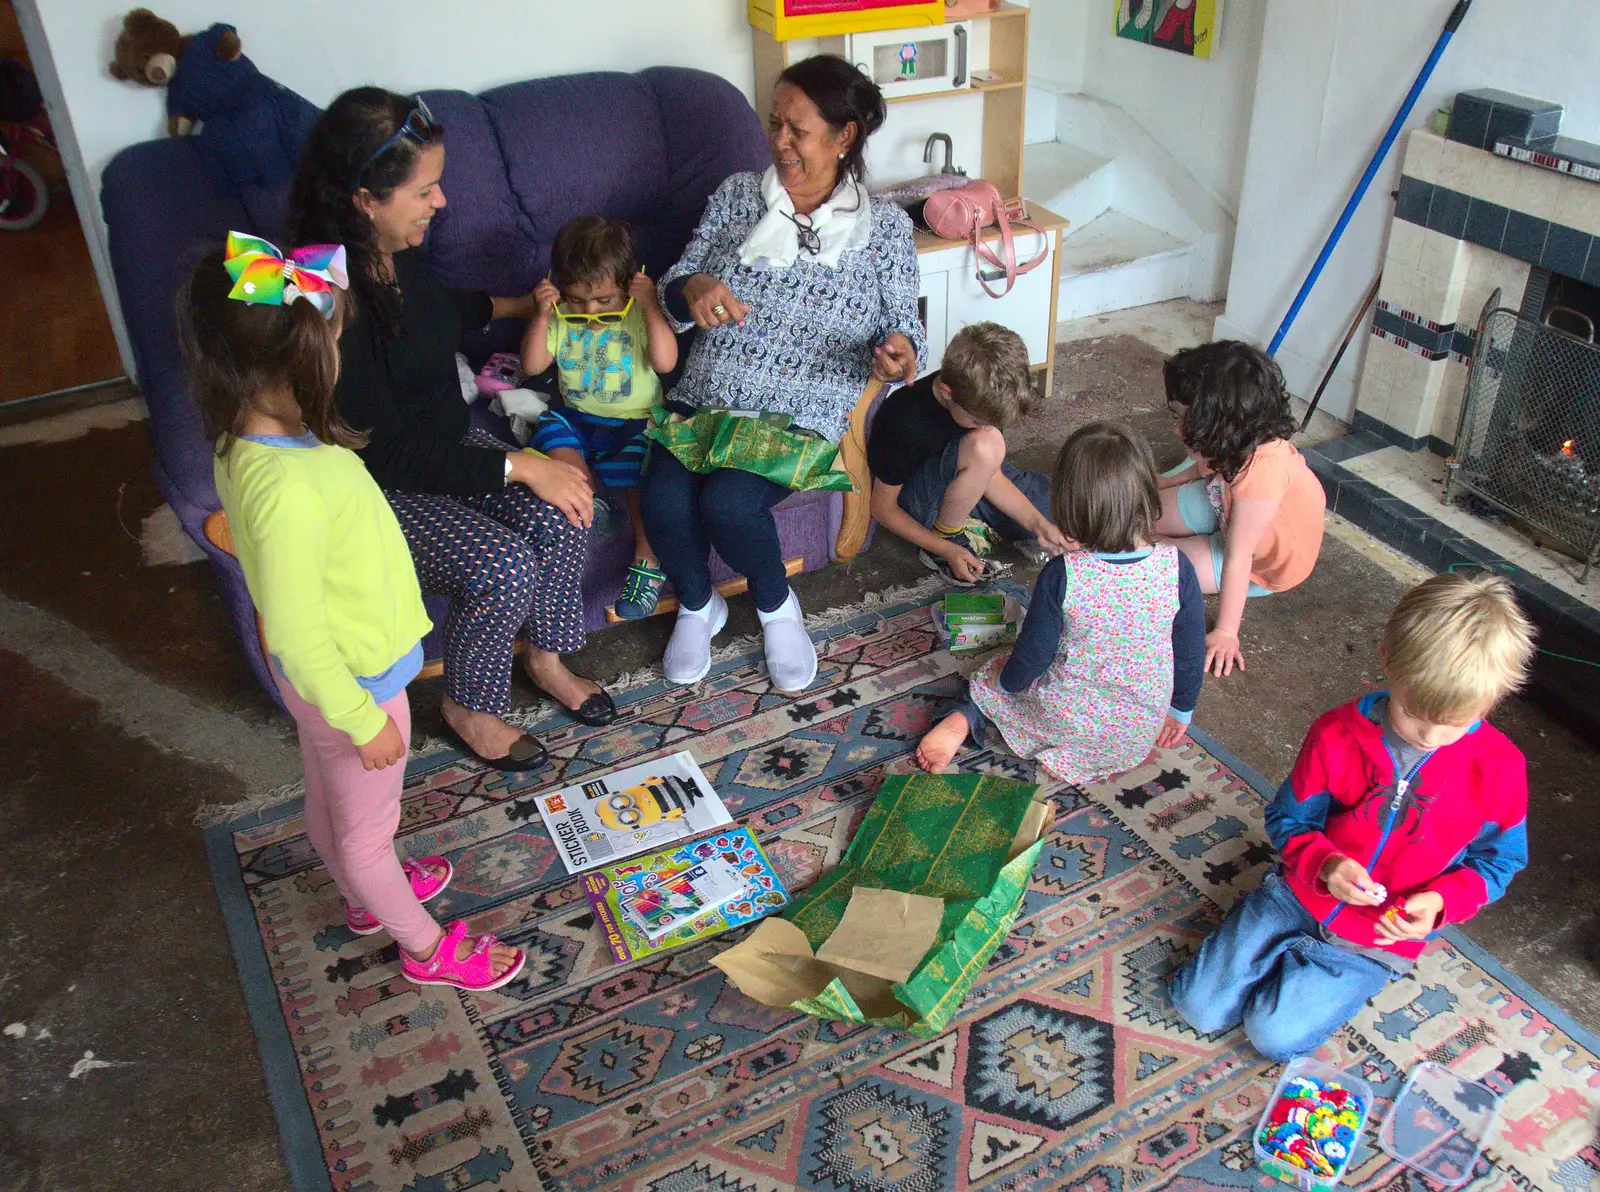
[737,166,874,271]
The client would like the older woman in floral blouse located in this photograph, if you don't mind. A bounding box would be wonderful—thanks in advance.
[647,54,925,693]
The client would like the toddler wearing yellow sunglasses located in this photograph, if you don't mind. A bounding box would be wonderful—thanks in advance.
[522,216,678,617]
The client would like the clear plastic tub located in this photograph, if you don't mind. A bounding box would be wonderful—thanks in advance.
[1253,1056,1374,1191]
[1378,1061,1502,1188]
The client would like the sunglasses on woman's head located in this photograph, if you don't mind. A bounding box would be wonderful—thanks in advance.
[356,96,438,186]
[554,297,634,325]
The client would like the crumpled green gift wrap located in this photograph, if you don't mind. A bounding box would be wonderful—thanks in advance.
[715,771,1047,1039]
[644,407,855,492]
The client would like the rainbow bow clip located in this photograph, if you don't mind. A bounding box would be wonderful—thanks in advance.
[224,232,349,319]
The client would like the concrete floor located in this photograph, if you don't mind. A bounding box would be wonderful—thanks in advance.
[1,305,1595,1192]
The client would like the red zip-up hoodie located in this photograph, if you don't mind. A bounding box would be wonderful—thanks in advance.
[1266,693,1529,962]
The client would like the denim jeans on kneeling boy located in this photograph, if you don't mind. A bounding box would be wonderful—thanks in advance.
[899,435,1051,540]
[1167,868,1397,1061]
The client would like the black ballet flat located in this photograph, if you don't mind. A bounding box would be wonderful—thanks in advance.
[446,727,549,772]
[534,684,618,728]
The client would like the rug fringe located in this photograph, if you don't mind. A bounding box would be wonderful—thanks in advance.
[197,577,952,824]
[195,775,306,828]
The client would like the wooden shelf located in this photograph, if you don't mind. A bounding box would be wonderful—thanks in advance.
[752,0,1031,197]
[882,74,1023,104]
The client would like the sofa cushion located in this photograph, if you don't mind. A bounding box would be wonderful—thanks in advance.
[483,73,668,261]
[642,67,771,263]
[419,89,539,296]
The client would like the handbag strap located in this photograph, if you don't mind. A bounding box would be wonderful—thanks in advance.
[971,197,1048,298]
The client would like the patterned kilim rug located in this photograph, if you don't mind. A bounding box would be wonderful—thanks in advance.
[206,591,1600,1192]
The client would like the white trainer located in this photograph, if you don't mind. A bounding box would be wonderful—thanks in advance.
[758,589,818,693]
[663,589,728,685]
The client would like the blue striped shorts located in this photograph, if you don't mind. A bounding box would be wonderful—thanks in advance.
[530,407,652,490]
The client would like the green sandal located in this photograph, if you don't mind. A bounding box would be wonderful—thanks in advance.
[614,560,666,619]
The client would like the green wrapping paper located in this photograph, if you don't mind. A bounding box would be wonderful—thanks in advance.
[711,772,1050,1038]
[644,407,855,492]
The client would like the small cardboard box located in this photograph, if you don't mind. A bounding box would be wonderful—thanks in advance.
[712,772,1050,1037]
[934,593,1020,652]
[942,592,1006,625]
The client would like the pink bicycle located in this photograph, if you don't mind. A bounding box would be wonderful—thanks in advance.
[0,55,57,231]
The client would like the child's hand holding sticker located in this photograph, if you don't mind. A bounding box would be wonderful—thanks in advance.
[1318,854,1386,907]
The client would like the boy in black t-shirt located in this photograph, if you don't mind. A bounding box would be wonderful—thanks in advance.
[867,322,1067,584]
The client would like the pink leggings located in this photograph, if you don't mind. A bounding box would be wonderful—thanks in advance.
[275,674,443,956]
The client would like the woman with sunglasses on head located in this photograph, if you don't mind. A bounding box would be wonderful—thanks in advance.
[647,55,924,693]
[287,88,616,772]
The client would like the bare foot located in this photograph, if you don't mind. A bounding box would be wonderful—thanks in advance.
[406,931,520,979]
[915,711,970,773]
[441,695,524,760]
[524,649,601,711]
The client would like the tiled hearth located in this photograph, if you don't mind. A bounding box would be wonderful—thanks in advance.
[1356,128,1600,453]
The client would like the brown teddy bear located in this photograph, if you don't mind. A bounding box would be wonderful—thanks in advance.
[109,8,241,136]
[106,8,318,196]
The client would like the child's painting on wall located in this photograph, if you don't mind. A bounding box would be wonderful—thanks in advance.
[1115,0,1221,59]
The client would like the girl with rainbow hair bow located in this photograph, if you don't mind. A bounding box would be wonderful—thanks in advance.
[179,232,526,993]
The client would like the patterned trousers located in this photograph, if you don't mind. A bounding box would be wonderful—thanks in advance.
[385,459,587,718]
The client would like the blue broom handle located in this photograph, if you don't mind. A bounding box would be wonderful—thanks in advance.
[1268,0,1473,356]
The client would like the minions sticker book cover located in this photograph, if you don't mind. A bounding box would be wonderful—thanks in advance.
[536,750,732,875]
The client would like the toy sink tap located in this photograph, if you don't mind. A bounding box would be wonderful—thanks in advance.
[872,132,970,211]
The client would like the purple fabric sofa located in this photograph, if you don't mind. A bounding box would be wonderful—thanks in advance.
[100,67,857,704]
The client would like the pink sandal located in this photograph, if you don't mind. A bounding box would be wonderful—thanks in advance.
[401,919,526,992]
[346,855,453,935]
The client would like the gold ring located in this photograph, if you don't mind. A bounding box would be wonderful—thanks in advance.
[711,303,728,316]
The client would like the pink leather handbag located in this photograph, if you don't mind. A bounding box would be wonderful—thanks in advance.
[922,181,1047,298]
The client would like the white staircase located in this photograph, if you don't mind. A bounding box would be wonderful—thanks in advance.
[1024,88,1234,323]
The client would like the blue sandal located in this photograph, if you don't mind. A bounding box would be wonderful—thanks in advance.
[614,561,666,619]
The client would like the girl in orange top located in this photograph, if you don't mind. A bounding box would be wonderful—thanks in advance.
[1154,341,1325,677]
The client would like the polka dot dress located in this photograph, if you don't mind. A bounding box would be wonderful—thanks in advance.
[384,432,587,718]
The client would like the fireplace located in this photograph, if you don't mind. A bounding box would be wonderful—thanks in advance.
[1444,297,1600,576]
[1355,119,1600,575]
[1356,127,1600,456]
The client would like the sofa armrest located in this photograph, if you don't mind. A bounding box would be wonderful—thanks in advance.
[833,378,884,563]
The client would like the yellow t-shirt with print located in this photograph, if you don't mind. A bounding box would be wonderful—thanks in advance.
[545,303,662,420]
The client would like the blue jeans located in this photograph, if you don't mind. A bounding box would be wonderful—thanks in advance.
[640,449,792,613]
[1168,869,1396,1061]
[899,434,1052,540]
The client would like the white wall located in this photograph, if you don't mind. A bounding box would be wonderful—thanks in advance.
[1028,0,1090,93]
[1028,0,1265,215]
[26,0,758,376]
[1218,0,1600,424]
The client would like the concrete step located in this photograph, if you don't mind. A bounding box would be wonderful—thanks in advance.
[1022,140,1115,236]
[1054,210,1194,321]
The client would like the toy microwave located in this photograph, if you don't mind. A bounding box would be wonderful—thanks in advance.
[849,22,971,97]
[747,0,943,41]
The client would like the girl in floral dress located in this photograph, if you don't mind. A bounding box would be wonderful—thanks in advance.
[916,421,1207,782]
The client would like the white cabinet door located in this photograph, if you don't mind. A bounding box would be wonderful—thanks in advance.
[944,229,1056,365]
[918,268,950,374]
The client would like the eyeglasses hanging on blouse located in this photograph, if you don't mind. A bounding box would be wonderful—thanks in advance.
[784,211,822,257]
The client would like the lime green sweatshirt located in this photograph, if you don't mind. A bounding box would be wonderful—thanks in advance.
[215,435,431,745]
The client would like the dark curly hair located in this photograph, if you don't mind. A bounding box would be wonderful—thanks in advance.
[1164,341,1296,482]
[286,87,445,340]
[178,247,364,458]
[550,215,637,292]
[775,55,885,185]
